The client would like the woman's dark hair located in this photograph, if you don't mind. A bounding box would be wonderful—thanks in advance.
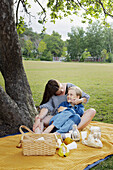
[40,79,60,105]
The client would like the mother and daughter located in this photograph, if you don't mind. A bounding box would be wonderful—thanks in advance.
[33,79,96,134]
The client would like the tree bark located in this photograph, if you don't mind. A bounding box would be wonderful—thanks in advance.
[0,0,37,137]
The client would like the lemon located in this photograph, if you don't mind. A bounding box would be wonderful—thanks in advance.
[58,143,69,157]
[63,137,73,145]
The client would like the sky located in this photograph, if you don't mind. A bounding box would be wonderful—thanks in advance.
[17,0,89,40]
[17,0,112,41]
[30,15,87,41]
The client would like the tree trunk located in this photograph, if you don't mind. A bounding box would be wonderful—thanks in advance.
[0,0,37,137]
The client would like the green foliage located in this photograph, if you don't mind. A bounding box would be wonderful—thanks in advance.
[65,55,71,62]
[19,25,40,41]
[19,26,40,58]
[24,0,31,8]
[40,51,53,61]
[38,40,47,54]
[15,0,113,40]
[19,25,65,61]
[62,47,67,57]
[18,21,113,63]
[67,27,85,60]
[101,49,109,62]
[108,53,113,63]
[104,26,113,54]
[17,17,25,35]
[67,21,113,61]
[36,0,113,27]
[24,40,34,57]
[85,21,105,57]
[43,31,64,58]
[46,51,53,61]
[80,49,91,62]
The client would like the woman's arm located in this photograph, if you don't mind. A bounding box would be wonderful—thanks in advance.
[33,108,48,132]
[66,83,90,104]
[33,97,55,132]
[73,97,87,105]
[36,108,48,120]
[81,92,90,104]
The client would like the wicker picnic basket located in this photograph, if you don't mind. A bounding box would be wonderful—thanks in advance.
[19,125,58,156]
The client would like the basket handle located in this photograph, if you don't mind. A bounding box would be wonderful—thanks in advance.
[19,125,34,135]
[19,125,59,149]
[19,125,34,141]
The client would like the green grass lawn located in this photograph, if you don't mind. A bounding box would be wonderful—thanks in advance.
[0,61,113,169]
[24,61,113,125]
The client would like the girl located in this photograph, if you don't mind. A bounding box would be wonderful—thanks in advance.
[43,86,84,133]
[33,79,96,133]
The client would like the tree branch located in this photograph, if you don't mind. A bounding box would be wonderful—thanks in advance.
[16,0,21,26]
[16,0,35,26]
[35,0,46,23]
[98,0,113,18]
[76,0,87,11]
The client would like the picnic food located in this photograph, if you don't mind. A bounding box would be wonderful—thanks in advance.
[82,126,103,148]
[58,143,69,157]
[64,137,73,145]
[71,124,80,141]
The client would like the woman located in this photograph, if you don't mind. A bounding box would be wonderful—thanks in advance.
[43,86,84,134]
[33,79,96,133]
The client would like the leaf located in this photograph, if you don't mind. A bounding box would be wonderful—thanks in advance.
[81,20,86,23]
[38,20,43,24]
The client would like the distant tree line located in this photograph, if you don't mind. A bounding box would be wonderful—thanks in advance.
[19,25,66,61]
[67,21,113,62]
[19,21,113,62]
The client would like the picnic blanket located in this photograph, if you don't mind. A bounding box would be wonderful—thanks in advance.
[0,121,113,170]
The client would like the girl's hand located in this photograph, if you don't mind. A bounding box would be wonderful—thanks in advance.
[58,106,67,112]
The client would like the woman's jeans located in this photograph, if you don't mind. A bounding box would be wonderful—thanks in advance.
[49,109,81,133]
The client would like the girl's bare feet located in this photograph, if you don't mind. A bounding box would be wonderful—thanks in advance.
[35,127,41,134]
[43,124,55,133]
[54,132,60,135]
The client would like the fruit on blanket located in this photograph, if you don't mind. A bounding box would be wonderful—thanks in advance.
[64,137,73,145]
[58,143,69,157]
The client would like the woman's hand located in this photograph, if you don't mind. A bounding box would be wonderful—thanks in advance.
[72,98,83,105]
[33,108,48,132]
[33,116,41,132]
[58,106,67,112]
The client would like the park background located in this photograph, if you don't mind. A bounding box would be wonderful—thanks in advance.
[1,0,113,169]
[18,21,113,63]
